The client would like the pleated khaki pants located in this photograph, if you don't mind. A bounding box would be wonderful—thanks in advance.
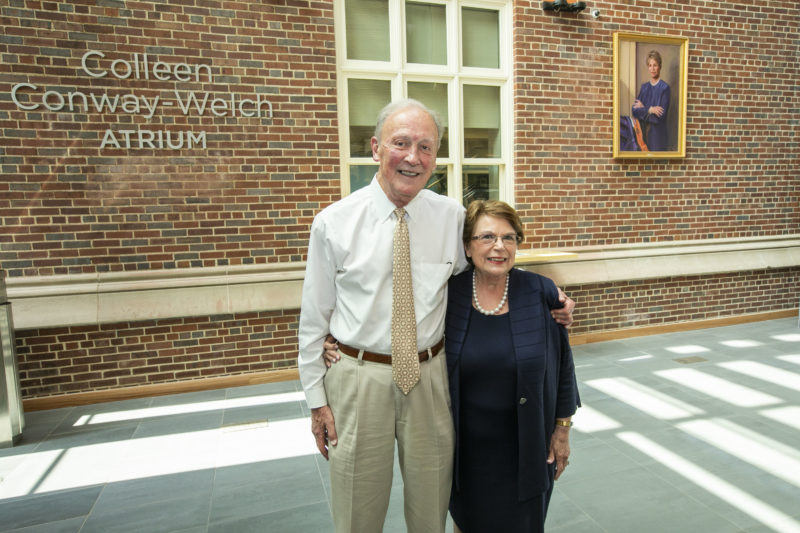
[324,348,454,533]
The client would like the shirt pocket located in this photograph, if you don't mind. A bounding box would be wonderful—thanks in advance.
[411,262,454,311]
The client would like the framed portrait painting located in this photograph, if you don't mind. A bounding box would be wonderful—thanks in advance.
[613,33,688,158]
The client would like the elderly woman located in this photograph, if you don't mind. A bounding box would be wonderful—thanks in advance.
[446,200,580,533]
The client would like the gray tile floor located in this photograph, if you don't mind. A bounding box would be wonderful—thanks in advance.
[1,317,799,533]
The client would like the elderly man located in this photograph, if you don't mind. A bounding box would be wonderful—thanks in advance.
[298,99,573,532]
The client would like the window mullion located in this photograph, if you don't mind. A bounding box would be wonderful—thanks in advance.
[449,76,463,203]
[389,0,404,69]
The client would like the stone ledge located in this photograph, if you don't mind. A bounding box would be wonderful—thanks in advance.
[7,263,305,329]
[6,236,800,329]
[518,235,800,286]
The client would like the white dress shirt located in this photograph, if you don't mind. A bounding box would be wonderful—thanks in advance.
[298,177,468,408]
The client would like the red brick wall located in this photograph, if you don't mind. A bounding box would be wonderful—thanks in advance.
[566,267,800,336]
[2,1,799,400]
[15,310,300,398]
[0,1,339,277]
[513,1,799,246]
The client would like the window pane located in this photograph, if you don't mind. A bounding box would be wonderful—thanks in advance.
[463,85,501,158]
[408,82,449,158]
[350,165,378,192]
[346,0,390,61]
[462,7,499,68]
[348,79,391,157]
[426,166,448,196]
[406,2,447,65]
[462,165,499,206]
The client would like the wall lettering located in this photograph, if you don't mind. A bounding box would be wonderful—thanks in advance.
[8,50,274,151]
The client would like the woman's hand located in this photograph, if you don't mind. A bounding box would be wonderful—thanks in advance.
[322,334,340,368]
[633,99,644,109]
[548,421,571,480]
[648,105,665,117]
[551,288,575,327]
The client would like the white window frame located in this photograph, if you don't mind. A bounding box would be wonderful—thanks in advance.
[334,0,514,204]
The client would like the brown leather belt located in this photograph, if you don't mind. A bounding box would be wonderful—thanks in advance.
[337,338,444,365]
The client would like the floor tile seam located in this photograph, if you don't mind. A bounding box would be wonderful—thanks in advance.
[631,452,791,530]
[0,495,92,532]
[86,490,215,521]
[206,495,331,526]
[202,479,215,532]
[74,511,91,533]
[312,455,332,506]
[73,482,103,533]
[551,486,610,533]
[22,409,75,448]
[562,463,744,532]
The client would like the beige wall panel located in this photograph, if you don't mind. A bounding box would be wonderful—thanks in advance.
[227,280,303,313]
[11,293,98,329]
[97,284,230,324]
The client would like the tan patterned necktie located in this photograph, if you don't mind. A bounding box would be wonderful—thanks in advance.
[391,207,420,394]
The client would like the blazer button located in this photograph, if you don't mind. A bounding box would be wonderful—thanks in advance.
[519,397,527,405]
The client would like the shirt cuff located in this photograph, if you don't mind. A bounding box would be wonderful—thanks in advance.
[304,385,328,410]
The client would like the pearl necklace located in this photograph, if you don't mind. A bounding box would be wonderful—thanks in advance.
[472,270,509,315]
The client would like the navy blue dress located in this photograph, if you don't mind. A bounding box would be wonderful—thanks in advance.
[449,308,550,533]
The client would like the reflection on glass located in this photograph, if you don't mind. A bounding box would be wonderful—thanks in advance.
[426,166,448,196]
[408,82,449,157]
[350,165,378,193]
[346,0,390,61]
[348,79,390,157]
[406,2,447,65]
[462,7,499,68]
[463,85,501,158]
[462,165,499,206]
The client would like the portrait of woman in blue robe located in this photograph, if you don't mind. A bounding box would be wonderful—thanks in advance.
[632,50,670,151]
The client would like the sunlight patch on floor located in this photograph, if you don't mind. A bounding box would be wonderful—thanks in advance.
[618,354,654,362]
[618,431,800,533]
[0,417,315,500]
[677,418,800,489]
[571,405,621,433]
[655,368,782,407]
[778,355,800,366]
[773,334,800,343]
[584,377,704,420]
[761,406,800,431]
[717,361,800,392]
[719,339,762,348]
[73,391,306,426]
[665,345,710,355]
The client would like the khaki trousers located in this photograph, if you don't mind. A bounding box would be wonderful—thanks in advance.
[324,348,454,533]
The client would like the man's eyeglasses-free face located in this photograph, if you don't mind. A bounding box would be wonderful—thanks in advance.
[471,233,519,246]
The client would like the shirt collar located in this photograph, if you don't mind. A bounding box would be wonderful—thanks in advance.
[369,175,425,222]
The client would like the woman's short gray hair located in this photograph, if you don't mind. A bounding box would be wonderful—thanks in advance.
[373,98,444,148]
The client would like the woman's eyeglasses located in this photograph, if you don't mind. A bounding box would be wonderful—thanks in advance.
[471,233,519,246]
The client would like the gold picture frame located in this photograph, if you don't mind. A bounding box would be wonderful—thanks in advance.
[613,32,689,158]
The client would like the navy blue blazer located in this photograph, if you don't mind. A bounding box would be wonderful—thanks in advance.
[445,267,580,501]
